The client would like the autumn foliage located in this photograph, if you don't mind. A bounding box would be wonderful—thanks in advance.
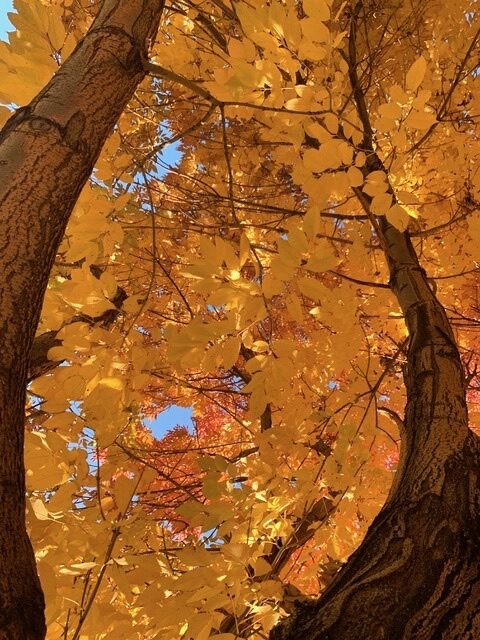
[1,0,480,638]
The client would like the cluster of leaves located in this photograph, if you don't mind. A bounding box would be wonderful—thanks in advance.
[3,0,480,638]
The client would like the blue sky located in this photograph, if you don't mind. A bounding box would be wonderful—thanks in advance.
[0,1,190,439]
[145,406,194,437]
[0,1,13,40]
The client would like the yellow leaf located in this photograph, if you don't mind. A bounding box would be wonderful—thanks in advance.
[253,557,272,576]
[386,204,411,231]
[262,273,283,298]
[298,276,325,300]
[31,499,50,521]
[370,193,393,215]
[221,336,241,369]
[25,432,70,491]
[47,345,70,361]
[305,239,340,272]
[375,117,395,133]
[277,236,303,267]
[113,475,135,514]
[248,387,268,420]
[70,562,98,571]
[363,171,389,196]
[390,84,409,105]
[378,102,403,119]
[303,205,321,239]
[406,110,436,130]
[223,543,250,562]
[324,113,339,134]
[301,17,330,43]
[396,190,419,206]
[303,0,330,21]
[47,12,65,50]
[252,340,269,353]
[347,166,364,188]
[99,271,118,298]
[406,56,427,92]
[176,546,212,567]
[298,39,325,61]
[228,37,256,63]
[99,377,123,391]
[286,294,303,322]
[62,374,87,397]
[239,232,250,266]
[270,256,296,282]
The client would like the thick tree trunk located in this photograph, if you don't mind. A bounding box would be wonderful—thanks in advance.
[0,1,163,637]
[271,218,480,639]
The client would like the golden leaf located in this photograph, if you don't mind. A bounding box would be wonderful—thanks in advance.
[405,56,427,92]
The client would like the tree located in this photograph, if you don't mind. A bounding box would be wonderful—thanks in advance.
[0,1,164,637]
[2,0,480,639]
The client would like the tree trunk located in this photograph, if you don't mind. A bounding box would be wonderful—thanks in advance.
[271,216,480,639]
[0,1,163,637]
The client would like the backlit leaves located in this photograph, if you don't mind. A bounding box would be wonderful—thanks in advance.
[406,56,427,93]
[7,0,480,637]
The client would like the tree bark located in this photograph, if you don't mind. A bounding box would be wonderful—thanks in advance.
[0,1,164,637]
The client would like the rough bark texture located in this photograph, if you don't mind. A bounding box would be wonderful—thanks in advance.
[0,1,163,637]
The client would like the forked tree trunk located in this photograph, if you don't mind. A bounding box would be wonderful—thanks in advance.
[271,217,480,639]
[0,1,163,637]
